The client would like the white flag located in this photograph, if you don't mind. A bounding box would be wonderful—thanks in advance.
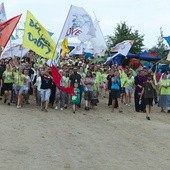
[167,52,170,61]
[69,42,84,56]
[0,2,7,23]
[1,44,29,59]
[111,40,134,56]
[59,5,96,42]
[89,19,107,54]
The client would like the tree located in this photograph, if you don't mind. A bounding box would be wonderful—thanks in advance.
[106,22,144,54]
[149,27,168,58]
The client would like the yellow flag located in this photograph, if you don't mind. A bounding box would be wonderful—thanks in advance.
[23,11,56,59]
[61,38,70,58]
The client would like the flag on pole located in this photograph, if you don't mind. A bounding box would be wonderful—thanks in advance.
[68,42,84,56]
[0,2,7,23]
[0,14,22,47]
[89,19,107,55]
[0,44,29,59]
[59,5,96,42]
[163,36,170,46]
[51,65,75,95]
[111,40,134,56]
[61,38,70,58]
[167,52,170,61]
[23,11,56,60]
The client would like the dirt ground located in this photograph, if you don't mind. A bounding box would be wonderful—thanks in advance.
[0,95,170,170]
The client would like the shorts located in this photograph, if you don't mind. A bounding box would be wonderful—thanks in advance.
[144,98,153,106]
[125,87,133,93]
[84,91,93,101]
[14,86,25,95]
[111,89,120,100]
[3,83,13,91]
[41,89,51,102]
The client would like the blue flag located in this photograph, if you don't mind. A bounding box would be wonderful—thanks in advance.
[163,36,170,46]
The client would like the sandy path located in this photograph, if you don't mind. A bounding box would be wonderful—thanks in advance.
[0,97,170,170]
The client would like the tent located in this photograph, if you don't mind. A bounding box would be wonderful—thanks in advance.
[138,51,161,61]
[109,52,139,65]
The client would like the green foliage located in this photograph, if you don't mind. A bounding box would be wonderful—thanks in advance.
[106,22,144,54]
[149,27,168,58]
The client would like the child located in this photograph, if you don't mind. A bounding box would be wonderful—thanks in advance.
[140,75,156,120]
[71,82,80,113]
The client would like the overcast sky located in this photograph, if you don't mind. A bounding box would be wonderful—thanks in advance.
[3,0,170,49]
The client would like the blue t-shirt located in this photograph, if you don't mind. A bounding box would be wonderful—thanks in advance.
[111,77,121,90]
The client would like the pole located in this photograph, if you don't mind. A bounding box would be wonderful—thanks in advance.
[50,5,73,66]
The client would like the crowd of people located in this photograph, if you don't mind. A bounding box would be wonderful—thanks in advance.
[0,52,170,120]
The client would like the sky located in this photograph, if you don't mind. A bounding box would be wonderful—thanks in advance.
[3,0,170,49]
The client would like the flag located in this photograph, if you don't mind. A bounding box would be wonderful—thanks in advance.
[1,44,29,59]
[23,11,56,60]
[69,42,84,56]
[167,52,170,61]
[0,14,21,47]
[51,65,75,95]
[0,2,7,23]
[163,36,170,46]
[59,5,96,42]
[89,19,107,55]
[61,38,70,58]
[104,53,120,64]
[111,40,134,56]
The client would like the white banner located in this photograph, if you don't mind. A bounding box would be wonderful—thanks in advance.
[59,5,96,42]
[111,40,134,56]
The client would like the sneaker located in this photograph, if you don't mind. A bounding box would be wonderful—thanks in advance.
[7,102,10,106]
[44,109,48,112]
[119,110,123,113]
[17,105,21,109]
[146,116,150,120]
[4,98,7,103]
[60,108,63,111]
[73,111,75,114]
[55,106,58,110]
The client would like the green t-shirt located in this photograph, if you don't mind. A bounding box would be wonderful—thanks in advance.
[124,77,134,88]
[3,71,13,83]
[14,74,26,87]
[119,70,127,87]
[160,79,170,95]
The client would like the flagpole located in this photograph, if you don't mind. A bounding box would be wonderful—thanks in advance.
[50,5,73,66]
[93,11,107,48]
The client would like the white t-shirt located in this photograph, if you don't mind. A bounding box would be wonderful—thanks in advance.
[36,76,42,91]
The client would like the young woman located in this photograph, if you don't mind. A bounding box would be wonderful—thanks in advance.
[140,75,156,120]
[40,66,53,112]
[158,73,170,113]
[82,71,94,110]
[111,71,122,113]
[14,68,26,109]
[2,64,14,105]
[123,70,134,106]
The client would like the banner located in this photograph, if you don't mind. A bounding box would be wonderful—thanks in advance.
[0,2,7,23]
[1,44,29,59]
[0,14,21,47]
[59,5,96,42]
[111,40,134,56]
[23,11,56,60]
